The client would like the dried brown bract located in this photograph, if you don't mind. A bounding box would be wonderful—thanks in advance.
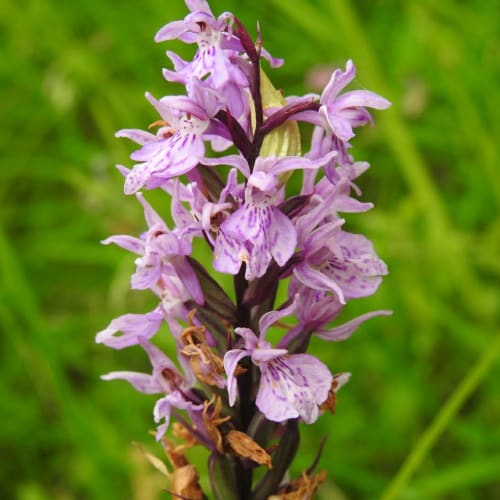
[202,395,231,453]
[225,430,272,469]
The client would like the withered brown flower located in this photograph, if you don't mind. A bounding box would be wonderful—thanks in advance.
[180,312,226,388]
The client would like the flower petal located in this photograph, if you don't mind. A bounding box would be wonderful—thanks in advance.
[95,308,164,349]
[251,347,289,363]
[315,310,393,341]
[256,354,332,423]
[335,90,391,111]
[258,295,298,340]
[138,337,179,374]
[124,163,150,195]
[321,59,355,104]
[324,231,388,299]
[101,235,144,255]
[323,111,355,142]
[294,263,346,304]
[223,349,249,406]
[234,327,259,349]
[155,20,199,43]
[213,229,243,275]
[171,255,204,305]
[115,128,156,145]
[101,371,163,394]
[268,208,296,266]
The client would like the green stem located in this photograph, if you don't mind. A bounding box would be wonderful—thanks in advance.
[380,331,500,500]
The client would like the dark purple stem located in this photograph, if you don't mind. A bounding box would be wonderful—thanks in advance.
[250,99,320,169]
[233,264,255,498]
[234,16,264,170]
[215,110,252,159]
[261,100,320,136]
[233,17,262,121]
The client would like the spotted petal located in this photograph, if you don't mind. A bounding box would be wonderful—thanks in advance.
[324,231,388,299]
[256,354,333,423]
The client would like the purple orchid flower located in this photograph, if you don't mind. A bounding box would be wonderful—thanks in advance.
[293,191,388,303]
[156,0,250,124]
[99,4,393,495]
[95,261,196,349]
[206,153,336,280]
[163,169,243,248]
[117,85,220,194]
[101,337,202,440]
[155,0,283,123]
[224,298,334,423]
[319,59,391,143]
[156,0,240,85]
[302,121,379,188]
[278,277,392,348]
[156,0,282,85]
[285,61,391,178]
[102,193,204,305]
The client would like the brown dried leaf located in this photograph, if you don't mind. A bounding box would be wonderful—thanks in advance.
[225,430,272,469]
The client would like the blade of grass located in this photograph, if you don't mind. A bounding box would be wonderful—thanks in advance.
[380,330,500,500]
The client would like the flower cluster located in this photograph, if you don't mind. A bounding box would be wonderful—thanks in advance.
[97,1,391,497]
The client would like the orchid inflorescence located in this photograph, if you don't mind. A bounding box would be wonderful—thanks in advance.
[97,1,391,498]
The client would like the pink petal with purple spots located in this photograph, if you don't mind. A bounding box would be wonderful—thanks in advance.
[256,354,332,423]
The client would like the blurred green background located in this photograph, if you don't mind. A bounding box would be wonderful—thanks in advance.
[1,0,499,498]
